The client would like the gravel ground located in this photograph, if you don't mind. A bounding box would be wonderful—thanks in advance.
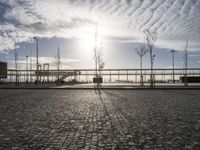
[0,90,199,150]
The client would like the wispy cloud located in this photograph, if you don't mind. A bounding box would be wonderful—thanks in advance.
[6,56,81,69]
[0,0,200,51]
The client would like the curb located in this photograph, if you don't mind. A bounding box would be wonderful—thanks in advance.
[1,87,200,90]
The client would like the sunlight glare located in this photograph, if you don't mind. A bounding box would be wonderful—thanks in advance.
[78,26,104,54]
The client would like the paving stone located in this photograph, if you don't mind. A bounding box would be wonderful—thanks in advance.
[0,89,199,149]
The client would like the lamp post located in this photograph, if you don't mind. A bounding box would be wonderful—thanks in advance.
[26,55,29,82]
[14,42,18,86]
[171,50,175,83]
[152,54,156,87]
[33,37,39,83]
[184,39,189,86]
[30,50,32,82]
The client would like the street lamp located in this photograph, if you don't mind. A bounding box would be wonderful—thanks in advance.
[152,54,156,87]
[26,55,29,82]
[30,50,32,82]
[171,50,175,83]
[14,42,18,86]
[33,37,39,83]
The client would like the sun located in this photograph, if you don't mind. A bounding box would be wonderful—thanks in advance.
[77,26,104,53]
[79,27,96,51]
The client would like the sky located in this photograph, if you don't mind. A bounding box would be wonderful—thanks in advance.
[0,0,200,69]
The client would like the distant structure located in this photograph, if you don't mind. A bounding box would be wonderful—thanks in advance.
[0,61,7,79]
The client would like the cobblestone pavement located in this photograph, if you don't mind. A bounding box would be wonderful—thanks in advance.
[0,90,200,150]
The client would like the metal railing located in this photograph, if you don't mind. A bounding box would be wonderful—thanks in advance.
[5,68,200,84]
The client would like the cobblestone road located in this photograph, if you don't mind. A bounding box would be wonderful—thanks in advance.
[0,90,200,150]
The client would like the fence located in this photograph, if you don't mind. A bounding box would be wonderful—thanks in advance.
[4,68,200,85]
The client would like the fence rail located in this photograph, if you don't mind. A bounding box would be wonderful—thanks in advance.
[1,68,200,84]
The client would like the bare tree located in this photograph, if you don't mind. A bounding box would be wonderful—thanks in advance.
[93,46,104,88]
[94,28,98,78]
[54,46,61,85]
[143,29,158,88]
[93,28,105,88]
[94,48,98,77]
[94,46,105,76]
[136,44,148,86]
[97,46,105,76]
[183,39,189,86]
[93,28,105,77]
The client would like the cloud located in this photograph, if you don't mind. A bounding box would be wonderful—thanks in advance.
[189,54,200,58]
[6,56,81,69]
[0,0,200,51]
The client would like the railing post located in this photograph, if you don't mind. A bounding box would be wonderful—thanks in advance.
[127,70,128,82]
[109,71,111,83]
[135,70,137,83]
[118,70,120,81]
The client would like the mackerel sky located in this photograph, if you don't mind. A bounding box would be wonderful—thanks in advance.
[0,0,200,69]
